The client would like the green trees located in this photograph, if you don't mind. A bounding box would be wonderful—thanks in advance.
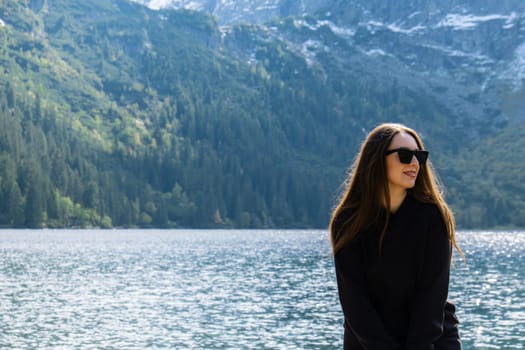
[0,154,24,226]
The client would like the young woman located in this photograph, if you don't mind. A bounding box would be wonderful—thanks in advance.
[330,123,462,349]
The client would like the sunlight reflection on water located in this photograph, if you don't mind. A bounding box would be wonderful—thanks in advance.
[0,229,523,349]
[450,231,525,350]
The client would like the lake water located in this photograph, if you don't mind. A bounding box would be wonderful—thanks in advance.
[0,230,523,349]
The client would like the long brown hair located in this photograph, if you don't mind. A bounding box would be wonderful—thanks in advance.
[329,123,462,257]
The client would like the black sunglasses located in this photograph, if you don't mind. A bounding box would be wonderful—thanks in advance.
[385,148,429,165]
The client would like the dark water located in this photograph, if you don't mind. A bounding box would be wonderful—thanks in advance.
[0,230,523,349]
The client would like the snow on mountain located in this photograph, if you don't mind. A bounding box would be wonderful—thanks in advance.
[129,0,525,123]
[294,19,355,39]
[437,13,518,30]
[138,0,204,11]
[132,0,316,24]
[501,42,525,89]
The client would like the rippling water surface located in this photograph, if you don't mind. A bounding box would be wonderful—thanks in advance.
[0,230,523,349]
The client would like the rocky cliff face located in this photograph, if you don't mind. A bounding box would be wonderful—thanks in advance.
[132,0,525,132]
[278,2,525,130]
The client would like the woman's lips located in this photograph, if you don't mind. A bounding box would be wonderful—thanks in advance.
[404,170,417,178]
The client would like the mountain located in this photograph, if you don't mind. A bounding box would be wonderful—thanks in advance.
[135,0,525,129]
[131,0,525,228]
[1,0,349,228]
[0,0,524,229]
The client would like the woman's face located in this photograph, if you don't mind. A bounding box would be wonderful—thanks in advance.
[385,132,421,194]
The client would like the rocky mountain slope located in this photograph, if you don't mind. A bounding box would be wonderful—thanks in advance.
[135,0,525,132]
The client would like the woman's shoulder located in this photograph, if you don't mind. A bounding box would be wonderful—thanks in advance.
[407,195,448,231]
[337,206,356,219]
[332,207,356,234]
[408,195,442,216]
[402,195,446,229]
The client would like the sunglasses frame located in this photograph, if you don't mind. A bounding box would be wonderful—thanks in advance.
[385,148,429,165]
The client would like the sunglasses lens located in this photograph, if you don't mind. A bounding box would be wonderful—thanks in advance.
[397,150,413,164]
[415,151,428,165]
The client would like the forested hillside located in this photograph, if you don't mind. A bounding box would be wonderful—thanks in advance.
[0,0,523,229]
